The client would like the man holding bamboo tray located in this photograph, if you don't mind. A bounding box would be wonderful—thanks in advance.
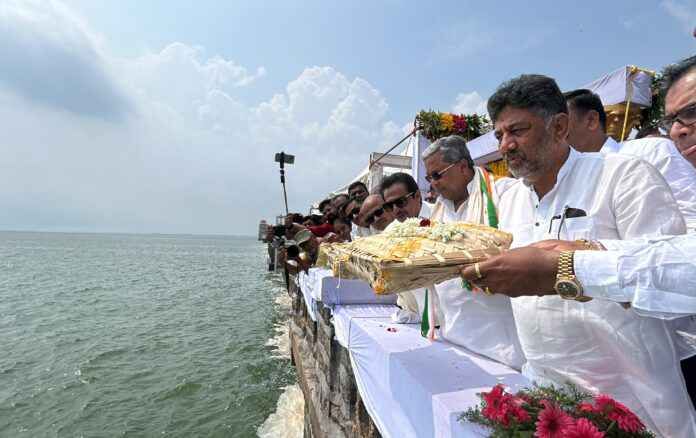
[460,73,693,437]
[423,135,525,369]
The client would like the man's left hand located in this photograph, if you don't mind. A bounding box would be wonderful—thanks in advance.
[459,247,560,297]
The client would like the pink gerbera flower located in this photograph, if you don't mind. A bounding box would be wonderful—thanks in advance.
[564,418,605,438]
[534,401,574,438]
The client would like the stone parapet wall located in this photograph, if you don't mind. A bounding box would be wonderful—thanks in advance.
[287,275,380,438]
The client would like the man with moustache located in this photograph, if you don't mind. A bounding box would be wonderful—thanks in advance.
[666,54,696,167]
[461,74,692,436]
[423,135,524,368]
[465,55,696,410]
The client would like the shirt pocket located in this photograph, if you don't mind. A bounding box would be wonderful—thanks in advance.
[561,216,596,240]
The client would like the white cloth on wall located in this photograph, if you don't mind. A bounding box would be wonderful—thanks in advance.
[429,167,526,369]
[332,305,530,438]
[498,148,694,437]
[619,137,696,231]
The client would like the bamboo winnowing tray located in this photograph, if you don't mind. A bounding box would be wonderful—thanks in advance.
[317,222,512,294]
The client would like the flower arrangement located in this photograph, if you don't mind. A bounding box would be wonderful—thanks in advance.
[382,218,474,243]
[460,383,654,438]
[416,110,491,142]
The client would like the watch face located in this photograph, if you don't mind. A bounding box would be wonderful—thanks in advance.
[556,280,579,298]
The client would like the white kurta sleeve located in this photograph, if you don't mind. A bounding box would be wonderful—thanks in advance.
[610,157,686,238]
[576,235,696,319]
[620,138,696,231]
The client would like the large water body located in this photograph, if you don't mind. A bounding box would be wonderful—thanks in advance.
[0,231,302,437]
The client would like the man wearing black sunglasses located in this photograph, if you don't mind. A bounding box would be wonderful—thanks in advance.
[380,172,426,222]
[356,194,394,232]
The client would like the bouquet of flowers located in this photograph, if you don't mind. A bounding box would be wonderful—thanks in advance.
[460,383,654,438]
[416,110,491,142]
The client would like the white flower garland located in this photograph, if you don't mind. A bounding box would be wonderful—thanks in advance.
[382,218,468,242]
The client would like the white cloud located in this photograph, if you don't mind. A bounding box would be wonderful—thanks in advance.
[0,0,130,119]
[0,1,402,234]
[452,91,488,116]
[661,0,696,34]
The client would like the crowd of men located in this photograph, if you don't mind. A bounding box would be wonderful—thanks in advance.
[264,54,696,437]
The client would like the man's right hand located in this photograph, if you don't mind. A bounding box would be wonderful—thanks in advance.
[459,247,560,297]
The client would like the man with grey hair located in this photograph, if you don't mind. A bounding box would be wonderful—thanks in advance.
[463,73,692,436]
[423,135,525,368]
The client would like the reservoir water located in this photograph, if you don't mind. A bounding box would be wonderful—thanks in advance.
[0,231,300,437]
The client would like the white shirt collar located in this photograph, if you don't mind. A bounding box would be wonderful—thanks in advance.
[600,136,621,154]
[436,174,477,215]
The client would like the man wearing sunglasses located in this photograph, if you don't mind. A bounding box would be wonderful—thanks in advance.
[356,194,394,233]
[341,198,372,238]
[422,135,525,369]
[380,172,427,222]
[380,172,433,322]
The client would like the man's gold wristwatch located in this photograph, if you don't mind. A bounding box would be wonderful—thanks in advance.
[554,250,592,302]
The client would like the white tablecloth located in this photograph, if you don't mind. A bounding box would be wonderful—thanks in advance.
[297,268,397,321]
[332,305,531,438]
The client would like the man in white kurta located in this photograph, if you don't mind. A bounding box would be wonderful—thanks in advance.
[474,73,694,437]
[564,88,696,230]
[423,135,525,369]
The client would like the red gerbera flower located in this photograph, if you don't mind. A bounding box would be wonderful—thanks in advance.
[564,418,605,438]
[534,401,574,438]
[577,402,596,414]
[481,384,506,421]
[593,395,645,433]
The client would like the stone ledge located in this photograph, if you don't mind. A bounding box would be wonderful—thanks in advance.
[288,273,381,438]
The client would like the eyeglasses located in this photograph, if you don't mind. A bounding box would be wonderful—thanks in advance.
[425,161,461,183]
[661,102,696,132]
[383,192,415,211]
[364,207,384,225]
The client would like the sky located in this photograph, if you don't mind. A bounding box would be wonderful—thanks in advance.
[0,0,694,235]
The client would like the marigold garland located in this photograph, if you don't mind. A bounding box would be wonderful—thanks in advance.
[416,110,491,142]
